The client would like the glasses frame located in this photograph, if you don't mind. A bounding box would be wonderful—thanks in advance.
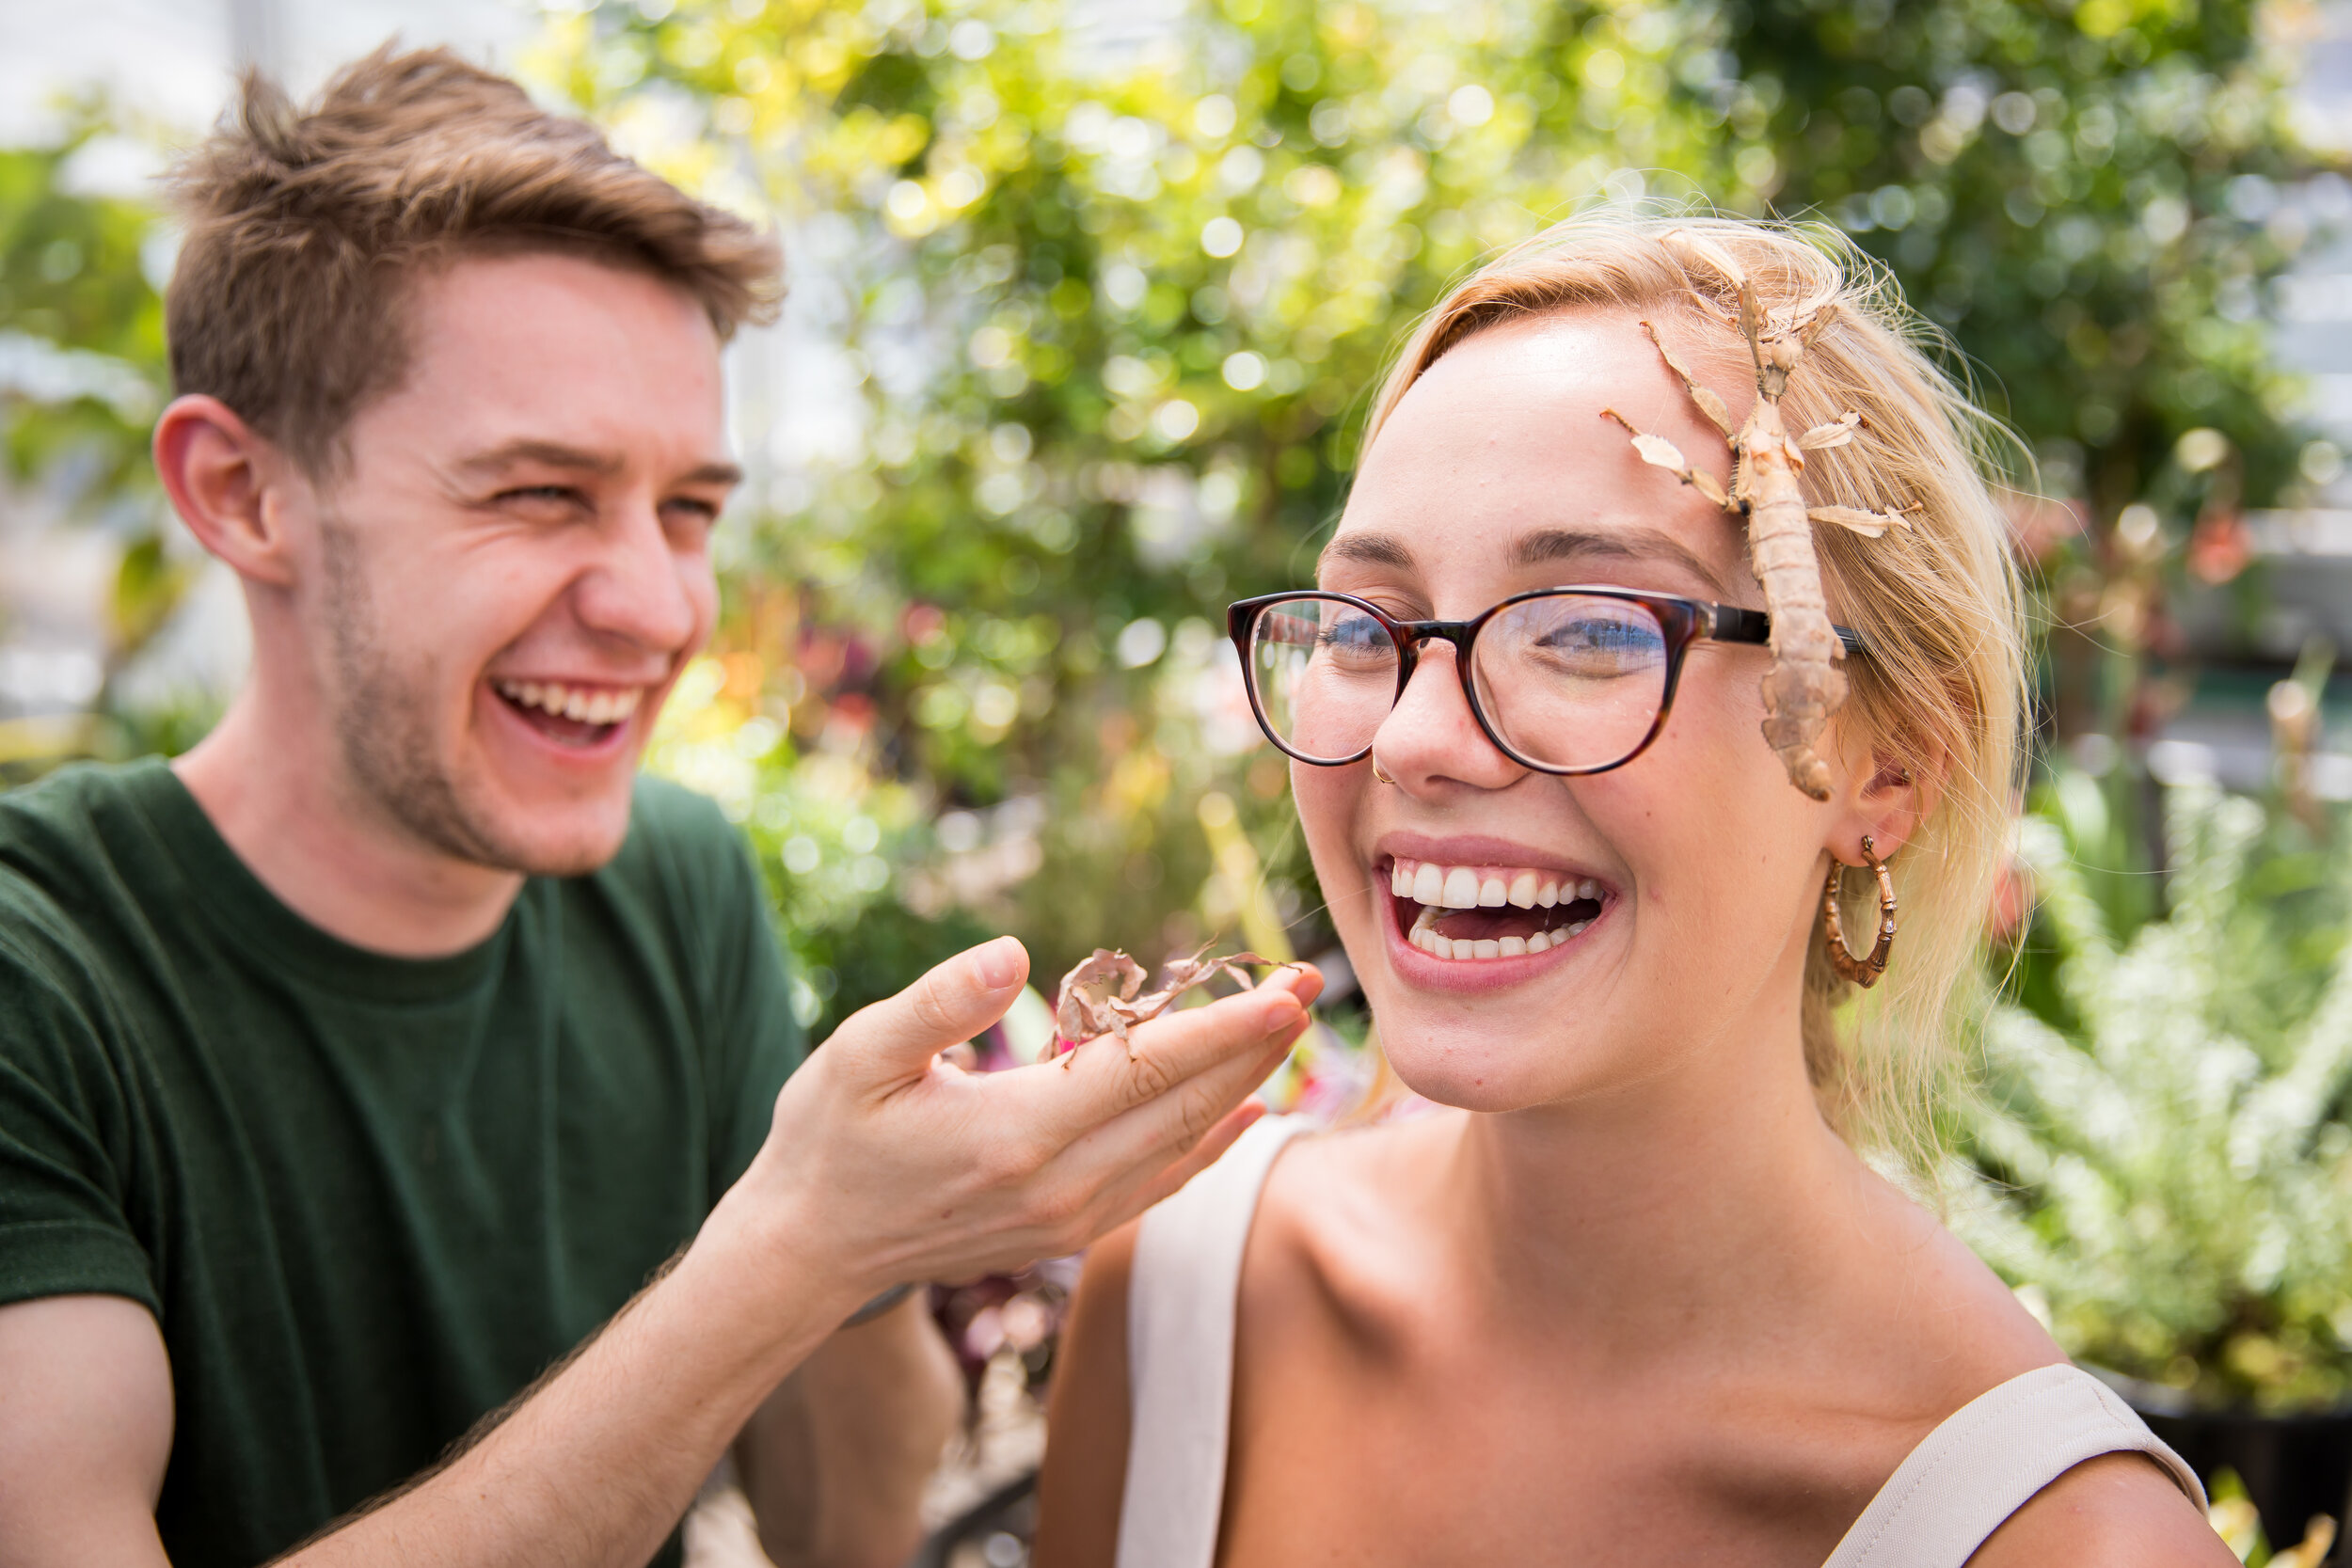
[1227,586,1869,777]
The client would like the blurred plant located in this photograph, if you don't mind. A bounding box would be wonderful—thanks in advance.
[1951,776,2352,1411]
[2209,1465,2338,1566]
[1751,2,2315,516]
[644,644,973,1037]
[0,112,209,765]
[0,119,165,501]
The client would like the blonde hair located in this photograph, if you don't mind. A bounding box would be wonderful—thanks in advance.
[1361,212,2027,1163]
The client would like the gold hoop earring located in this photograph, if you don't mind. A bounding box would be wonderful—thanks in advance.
[1370,755,1397,786]
[1821,834,1898,989]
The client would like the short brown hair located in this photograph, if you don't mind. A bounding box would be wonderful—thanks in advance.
[166,46,782,471]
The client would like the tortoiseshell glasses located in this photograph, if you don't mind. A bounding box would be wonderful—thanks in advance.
[1227,587,1867,776]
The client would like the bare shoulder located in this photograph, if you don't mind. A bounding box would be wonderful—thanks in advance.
[1848,1177,2230,1564]
[1966,1452,2233,1567]
[1252,1111,1466,1251]
[1842,1161,2073,1402]
[1244,1113,1466,1329]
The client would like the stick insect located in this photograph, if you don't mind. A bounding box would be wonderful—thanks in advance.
[1601,229,1915,801]
[1051,943,1279,1060]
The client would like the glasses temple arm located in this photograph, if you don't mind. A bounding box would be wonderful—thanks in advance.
[1710,604,1869,658]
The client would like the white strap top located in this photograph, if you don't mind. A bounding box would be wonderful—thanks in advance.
[1117,1117,2204,1568]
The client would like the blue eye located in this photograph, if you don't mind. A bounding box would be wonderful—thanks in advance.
[1320,612,1391,650]
[1545,616,1661,653]
[1524,612,1665,678]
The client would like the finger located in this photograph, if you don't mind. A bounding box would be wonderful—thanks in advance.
[1046,1021,1303,1200]
[1024,1038,1293,1255]
[1096,1098,1266,1229]
[1038,983,1307,1138]
[938,1042,980,1073]
[1255,961,1325,1009]
[829,936,1028,1088]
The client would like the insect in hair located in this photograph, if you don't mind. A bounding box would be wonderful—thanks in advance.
[1052,943,1281,1060]
[1602,229,1916,800]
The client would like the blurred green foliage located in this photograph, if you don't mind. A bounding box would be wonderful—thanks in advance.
[0,121,165,517]
[1952,774,2352,1409]
[0,117,201,769]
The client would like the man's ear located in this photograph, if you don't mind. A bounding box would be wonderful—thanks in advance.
[151,395,307,590]
[1830,726,1945,866]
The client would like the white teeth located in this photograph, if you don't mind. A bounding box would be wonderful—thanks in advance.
[495,679,644,726]
[1393,859,1608,961]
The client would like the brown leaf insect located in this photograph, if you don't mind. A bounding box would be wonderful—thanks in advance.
[1601,229,1917,800]
[1052,943,1280,1060]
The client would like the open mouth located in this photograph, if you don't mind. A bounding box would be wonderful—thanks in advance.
[1387,856,1609,961]
[492,678,644,749]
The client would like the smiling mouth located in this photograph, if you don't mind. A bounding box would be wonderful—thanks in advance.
[1388,856,1608,961]
[492,678,644,747]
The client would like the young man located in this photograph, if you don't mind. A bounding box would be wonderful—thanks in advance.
[0,49,1316,1568]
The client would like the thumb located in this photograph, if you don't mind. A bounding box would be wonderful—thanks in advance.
[829,936,1029,1086]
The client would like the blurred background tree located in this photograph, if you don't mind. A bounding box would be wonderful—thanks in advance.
[0,112,208,774]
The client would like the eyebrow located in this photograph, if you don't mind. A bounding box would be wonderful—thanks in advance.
[455,439,742,489]
[1319,525,1732,597]
[1507,526,1730,597]
[1317,531,1419,573]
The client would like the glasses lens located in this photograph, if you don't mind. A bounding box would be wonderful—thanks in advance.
[1248,597,1399,763]
[1471,594,1671,771]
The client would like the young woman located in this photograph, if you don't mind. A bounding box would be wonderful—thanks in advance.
[1032,216,2229,1566]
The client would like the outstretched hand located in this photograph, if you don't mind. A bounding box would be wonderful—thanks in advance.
[720,936,1320,1312]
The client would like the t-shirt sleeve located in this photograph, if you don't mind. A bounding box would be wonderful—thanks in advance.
[0,953,156,1315]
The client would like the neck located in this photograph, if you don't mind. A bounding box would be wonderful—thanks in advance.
[173,684,524,958]
[1437,1006,1889,1357]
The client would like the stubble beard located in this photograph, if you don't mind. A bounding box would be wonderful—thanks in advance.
[320,518,607,879]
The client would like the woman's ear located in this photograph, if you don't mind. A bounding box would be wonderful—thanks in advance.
[1830,727,1945,865]
[152,394,308,590]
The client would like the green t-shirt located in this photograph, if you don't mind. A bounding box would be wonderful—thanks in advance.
[0,759,804,1568]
